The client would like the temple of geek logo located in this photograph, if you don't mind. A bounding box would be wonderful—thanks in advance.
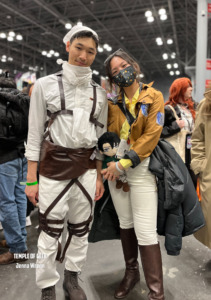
[16,263,45,268]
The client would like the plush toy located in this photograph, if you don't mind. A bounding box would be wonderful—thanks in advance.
[98,132,130,192]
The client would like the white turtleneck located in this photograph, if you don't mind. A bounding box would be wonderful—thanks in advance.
[62,61,92,86]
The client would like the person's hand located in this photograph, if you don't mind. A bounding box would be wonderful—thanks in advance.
[95,177,105,201]
[25,184,39,206]
[101,161,122,181]
[176,119,185,129]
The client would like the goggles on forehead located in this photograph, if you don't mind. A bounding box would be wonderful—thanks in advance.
[104,48,125,66]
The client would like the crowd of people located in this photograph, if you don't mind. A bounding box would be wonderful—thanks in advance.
[0,24,210,300]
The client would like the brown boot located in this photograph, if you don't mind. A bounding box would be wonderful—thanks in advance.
[139,244,164,300]
[0,250,28,265]
[41,286,56,300]
[114,228,140,299]
[0,239,9,248]
[63,269,87,300]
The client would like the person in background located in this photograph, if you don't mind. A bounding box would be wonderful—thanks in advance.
[0,74,29,264]
[191,88,211,250]
[161,77,197,187]
[103,49,165,300]
[25,25,107,300]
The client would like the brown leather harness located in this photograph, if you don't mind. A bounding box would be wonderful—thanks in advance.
[38,71,104,263]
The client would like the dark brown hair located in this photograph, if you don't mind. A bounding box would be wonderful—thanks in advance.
[70,30,99,49]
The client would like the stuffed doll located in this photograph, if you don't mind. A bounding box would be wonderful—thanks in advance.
[98,132,130,192]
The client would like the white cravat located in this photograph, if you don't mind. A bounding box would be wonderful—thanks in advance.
[61,60,92,86]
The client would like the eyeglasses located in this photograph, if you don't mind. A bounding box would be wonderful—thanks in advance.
[104,48,124,66]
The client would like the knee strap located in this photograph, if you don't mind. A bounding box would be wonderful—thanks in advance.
[58,215,93,263]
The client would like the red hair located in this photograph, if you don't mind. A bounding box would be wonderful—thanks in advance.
[165,77,195,120]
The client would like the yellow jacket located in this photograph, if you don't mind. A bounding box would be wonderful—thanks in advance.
[108,83,164,167]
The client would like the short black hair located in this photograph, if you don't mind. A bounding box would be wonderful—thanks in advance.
[98,132,120,152]
[70,30,99,49]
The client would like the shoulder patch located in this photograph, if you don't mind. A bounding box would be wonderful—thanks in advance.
[141,104,150,116]
[156,112,164,126]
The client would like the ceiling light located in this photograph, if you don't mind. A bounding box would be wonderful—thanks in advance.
[42,51,47,55]
[171,52,176,59]
[40,67,44,71]
[106,46,112,52]
[103,43,109,49]
[0,69,2,74]
[0,32,6,38]
[98,46,103,52]
[8,31,15,37]
[8,57,13,62]
[160,14,167,21]
[156,37,163,45]
[175,70,180,75]
[147,16,154,23]
[140,74,144,78]
[1,58,6,62]
[170,71,175,76]
[54,52,59,57]
[173,63,179,68]
[158,8,166,15]
[162,53,168,60]
[167,38,173,44]
[49,50,55,55]
[2,55,7,59]
[47,53,52,58]
[167,64,172,69]
[65,23,72,29]
[16,34,23,40]
[145,10,152,18]
[77,21,83,26]
[7,36,14,41]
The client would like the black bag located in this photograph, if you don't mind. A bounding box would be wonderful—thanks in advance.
[0,88,30,143]
[89,180,120,242]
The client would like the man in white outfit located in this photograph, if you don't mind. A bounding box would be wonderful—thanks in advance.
[25,25,107,300]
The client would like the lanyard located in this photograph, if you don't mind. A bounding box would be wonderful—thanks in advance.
[119,83,143,127]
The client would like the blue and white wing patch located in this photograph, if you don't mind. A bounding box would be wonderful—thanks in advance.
[156,112,164,126]
[141,104,150,116]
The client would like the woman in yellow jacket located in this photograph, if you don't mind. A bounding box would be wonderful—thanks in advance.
[191,89,211,250]
[102,49,165,300]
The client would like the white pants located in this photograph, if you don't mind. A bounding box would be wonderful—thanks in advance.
[108,158,158,246]
[36,169,97,289]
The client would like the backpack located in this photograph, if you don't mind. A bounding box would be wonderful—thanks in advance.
[0,88,30,144]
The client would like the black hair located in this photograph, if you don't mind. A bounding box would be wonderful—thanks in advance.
[0,72,16,89]
[98,132,120,152]
[104,49,141,91]
[70,30,99,49]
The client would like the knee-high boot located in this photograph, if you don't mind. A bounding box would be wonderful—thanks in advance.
[139,243,164,300]
[114,228,140,299]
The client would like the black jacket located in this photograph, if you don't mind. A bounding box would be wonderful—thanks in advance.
[149,139,205,255]
[161,105,181,139]
[0,88,29,164]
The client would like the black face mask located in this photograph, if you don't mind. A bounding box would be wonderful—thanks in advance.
[112,66,136,87]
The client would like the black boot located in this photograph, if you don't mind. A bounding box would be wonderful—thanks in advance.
[114,228,140,299]
[41,286,56,300]
[139,244,164,300]
[63,269,87,300]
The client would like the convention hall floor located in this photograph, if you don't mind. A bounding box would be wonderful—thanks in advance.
[0,209,210,300]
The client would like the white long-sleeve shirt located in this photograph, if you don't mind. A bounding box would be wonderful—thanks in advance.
[25,63,108,162]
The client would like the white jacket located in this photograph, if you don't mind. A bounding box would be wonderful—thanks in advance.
[25,62,108,161]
